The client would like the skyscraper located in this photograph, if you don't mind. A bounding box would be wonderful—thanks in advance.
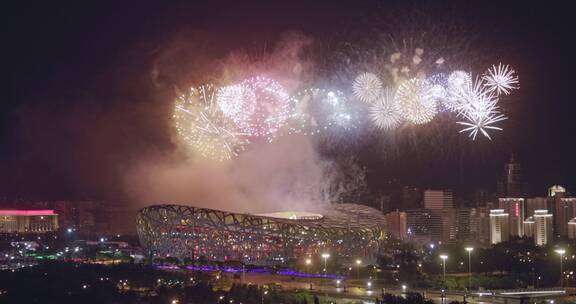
[423,190,455,243]
[553,196,576,237]
[533,210,553,246]
[523,216,534,239]
[526,197,549,220]
[406,209,440,244]
[385,210,407,240]
[498,198,525,237]
[497,154,523,198]
[477,207,492,244]
[567,218,576,239]
[424,190,454,210]
[490,209,510,244]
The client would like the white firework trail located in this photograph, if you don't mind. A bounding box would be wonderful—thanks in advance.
[175,84,250,161]
[482,63,519,95]
[457,105,507,140]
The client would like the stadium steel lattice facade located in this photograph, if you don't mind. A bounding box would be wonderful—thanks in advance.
[137,203,386,262]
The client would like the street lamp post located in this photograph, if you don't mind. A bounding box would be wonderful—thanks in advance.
[440,255,448,289]
[322,253,330,277]
[465,247,474,291]
[356,259,362,281]
[306,258,313,290]
[555,249,566,288]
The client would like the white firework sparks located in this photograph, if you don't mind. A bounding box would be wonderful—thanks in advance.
[287,88,358,135]
[216,83,256,131]
[352,72,383,103]
[482,63,519,95]
[174,84,250,161]
[324,90,356,129]
[444,70,472,112]
[369,88,403,130]
[217,76,291,138]
[457,105,507,140]
[395,78,438,124]
[456,77,499,118]
[242,76,291,138]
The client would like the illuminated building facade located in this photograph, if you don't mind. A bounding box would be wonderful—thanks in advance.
[498,198,525,237]
[137,204,386,262]
[533,210,553,246]
[489,209,509,244]
[554,197,576,237]
[549,185,566,197]
[523,216,534,239]
[385,210,407,240]
[0,210,59,233]
[424,190,454,210]
[497,154,523,198]
[526,197,548,221]
[568,218,576,239]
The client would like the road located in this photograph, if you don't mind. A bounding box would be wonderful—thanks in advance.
[235,272,574,304]
[238,272,475,303]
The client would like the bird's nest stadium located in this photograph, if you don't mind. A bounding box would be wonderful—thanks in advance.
[136,204,386,262]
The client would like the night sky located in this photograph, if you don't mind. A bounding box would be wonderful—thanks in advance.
[1,1,575,202]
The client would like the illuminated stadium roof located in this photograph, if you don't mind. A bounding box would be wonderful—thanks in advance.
[137,203,386,262]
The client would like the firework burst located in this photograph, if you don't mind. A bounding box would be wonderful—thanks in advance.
[217,76,291,139]
[395,78,438,124]
[369,88,403,130]
[482,63,519,95]
[288,88,359,136]
[216,83,256,131]
[457,105,507,140]
[174,84,250,161]
[352,72,383,103]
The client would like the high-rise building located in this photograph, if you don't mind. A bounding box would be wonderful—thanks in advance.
[553,196,576,237]
[489,209,510,244]
[526,197,549,220]
[406,209,431,244]
[533,210,553,246]
[568,218,576,239]
[497,154,523,198]
[454,208,478,241]
[549,185,567,197]
[405,209,443,244]
[385,210,407,240]
[424,190,454,210]
[442,209,458,242]
[477,207,492,244]
[422,190,457,243]
[523,216,534,238]
[498,198,525,237]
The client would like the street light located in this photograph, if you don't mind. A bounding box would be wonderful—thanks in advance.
[356,259,362,280]
[555,249,566,287]
[402,284,407,293]
[440,254,448,288]
[322,253,330,276]
[465,247,474,291]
